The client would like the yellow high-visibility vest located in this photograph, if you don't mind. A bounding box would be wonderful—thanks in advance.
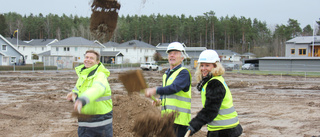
[201,76,239,131]
[161,67,192,126]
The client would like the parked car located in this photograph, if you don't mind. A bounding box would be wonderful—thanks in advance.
[140,62,159,71]
[223,63,239,71]
[242,63,255,70]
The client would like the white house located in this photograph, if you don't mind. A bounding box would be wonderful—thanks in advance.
[102,41,119,51]
[40,37,105,69]
[101,41,123,64]
[0,35,25,66]
[215,50,241,62]
[49,37,105,62]
[114,40,156,63]
[21,38,58,64]
[156,43,205,60]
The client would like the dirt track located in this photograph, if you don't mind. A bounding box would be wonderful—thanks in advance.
[0,70,319,137]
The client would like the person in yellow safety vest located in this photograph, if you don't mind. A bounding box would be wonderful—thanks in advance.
[66,50,113,137]
[187,49,242,137]
[145,42,192,137]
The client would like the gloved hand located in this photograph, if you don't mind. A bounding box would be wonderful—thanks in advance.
[187,126,196,136]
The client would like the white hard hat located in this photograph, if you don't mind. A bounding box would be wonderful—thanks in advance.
[166,42,186,53]
[198,49,220,63]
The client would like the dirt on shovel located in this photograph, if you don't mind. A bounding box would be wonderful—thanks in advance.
[132,112,176,137]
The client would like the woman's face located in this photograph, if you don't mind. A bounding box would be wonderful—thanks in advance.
[200,63,214,77]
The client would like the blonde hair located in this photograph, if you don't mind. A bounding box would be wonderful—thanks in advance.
[195,62,225,82]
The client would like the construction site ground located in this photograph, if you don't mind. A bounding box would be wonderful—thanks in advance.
[0,69,319,137]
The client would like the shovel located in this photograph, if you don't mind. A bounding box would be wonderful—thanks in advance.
[118,69,157,101]
[184,130,191,137]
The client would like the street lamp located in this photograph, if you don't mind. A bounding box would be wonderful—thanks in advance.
[313,21,315,57]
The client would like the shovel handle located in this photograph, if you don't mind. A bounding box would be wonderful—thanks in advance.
[184,130,191,137]
[150,95,157,102]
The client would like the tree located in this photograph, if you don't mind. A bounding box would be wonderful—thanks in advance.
[153,52,162,62]
[302,25,313,36]
[287,18,302,38]
[0,14,7,35]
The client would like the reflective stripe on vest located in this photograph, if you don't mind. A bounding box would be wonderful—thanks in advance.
[96,96,111,102]
[73,86,79,92]
[208,116,239,126]
[166,94,191,103]
[78,118,112,127]
[202,76,239,131]
[161,105,191,114]
[161,67,191,126]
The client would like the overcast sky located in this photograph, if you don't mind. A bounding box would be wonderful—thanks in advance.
[1,0,319,29]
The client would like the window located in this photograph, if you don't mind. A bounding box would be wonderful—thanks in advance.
[75,47,78,51]
[42,47,44,51]
[298,48,306,55]
[74,57,78,61]
[11,57,16,63]
[23,46,25,51]
[140,49,142,53]
[126,49,128,52]
[56,47,59,51]
[2,45,7,51]
[35,47,37,51]
[64,47,70,51]
[291,49,295,54]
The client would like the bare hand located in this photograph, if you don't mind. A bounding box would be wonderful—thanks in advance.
[152,99,161,106]
[66,92,77,102]
[144,87,157,97]
[74,100,82,113]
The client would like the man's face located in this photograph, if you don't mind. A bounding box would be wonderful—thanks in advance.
[167,50,184,68]
[84,53,99,68]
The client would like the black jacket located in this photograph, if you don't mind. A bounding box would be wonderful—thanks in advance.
[189,78,242,137]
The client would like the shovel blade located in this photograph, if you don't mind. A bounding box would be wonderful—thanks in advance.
[118,69,148,94]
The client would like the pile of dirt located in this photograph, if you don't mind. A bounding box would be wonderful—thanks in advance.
[112,93,206,137]
[90,0,121,42]
[112,93,162,136]
[227,81,249,88]
[132,112,176,137]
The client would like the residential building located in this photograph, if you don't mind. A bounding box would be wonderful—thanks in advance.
[101,41,123,64]
[215,50,241,62]
[156,43,206,60]
[0,35,24,66]
[22,38,58,64]
[115,40,156,63]
[39,37,105,69]
[285,36,320,57]
[241,52,256,60]
[49,37,104,62]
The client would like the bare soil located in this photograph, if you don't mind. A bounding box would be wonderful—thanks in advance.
[0,70,319,137]
[90,0,120,42]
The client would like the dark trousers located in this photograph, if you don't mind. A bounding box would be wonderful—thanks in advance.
[207,124,243,137]
[173,124,188,137]
[78,122,113,137]
[78,111,113,137]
